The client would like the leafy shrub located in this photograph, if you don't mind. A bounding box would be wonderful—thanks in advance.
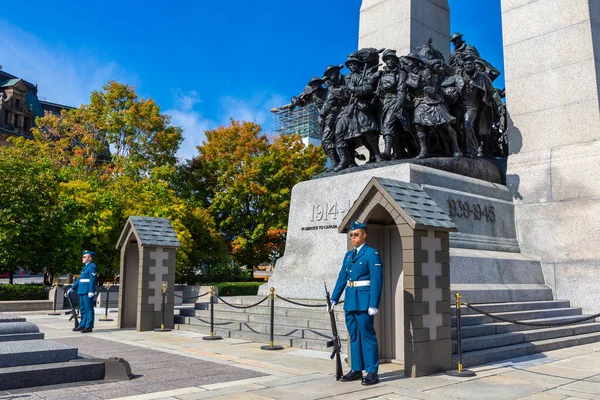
[0,284,47,300]
[211,282,262,296]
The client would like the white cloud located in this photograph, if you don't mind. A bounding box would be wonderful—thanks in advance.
[167,91,287,162]
[219,93,288,130]
[0,20,134,107]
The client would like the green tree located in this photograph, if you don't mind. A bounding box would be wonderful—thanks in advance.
[0,138,58,283]
[190,120,325,269]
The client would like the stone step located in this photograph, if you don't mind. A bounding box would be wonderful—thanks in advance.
[175,323,343,351]
[0,321,41,335]
[452,322,600,353]
[175,315,346,340]
[0,360,105,390]
[451,300,572,316]
[0,300,53,312]
[454,331,600,368]
[183,308,343,329]
[452,314,599,339]
[213,296,326,308]
[208,303,333,321]
[452,307,582,327]
[0,332,44,342]
[0,340,78,368]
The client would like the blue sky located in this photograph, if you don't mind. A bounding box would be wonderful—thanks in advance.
[0,0,503,160]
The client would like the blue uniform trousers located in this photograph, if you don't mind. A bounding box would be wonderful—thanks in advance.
[78,294,95,329]
[346,310,379,373]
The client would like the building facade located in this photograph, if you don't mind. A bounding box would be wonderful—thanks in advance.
[0,68,72,146]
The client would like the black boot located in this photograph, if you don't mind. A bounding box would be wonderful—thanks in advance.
[392,134,403,159]
[333,147,350,172]
[448,129,463,158]
[326,149,340,171]
[367,133,383,162]
[340,370,363,382]
[361,372,379,385]
[478,135,492,157]
[416,132,428,159]
[380,136,393,160]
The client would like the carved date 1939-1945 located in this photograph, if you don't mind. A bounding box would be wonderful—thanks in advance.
[448,199,496,223]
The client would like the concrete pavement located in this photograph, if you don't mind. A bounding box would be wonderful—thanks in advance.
[2,308,600,399]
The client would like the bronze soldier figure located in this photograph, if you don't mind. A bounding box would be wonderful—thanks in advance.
[454,56,495,157]
[321,65,352,172]
[344,53,382,164]
[405,54,462,159]
[449,32,500,82]
[378,49,410,160]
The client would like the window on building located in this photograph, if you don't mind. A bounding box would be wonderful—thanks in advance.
[15,99,21,109]
[13,113,18,127]
[24,117,31,131]
[3,111,8,125]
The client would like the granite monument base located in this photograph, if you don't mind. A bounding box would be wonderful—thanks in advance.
[261,163,550,304]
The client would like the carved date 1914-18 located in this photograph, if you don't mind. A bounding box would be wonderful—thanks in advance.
[310,200,352,222]
[448,199,496,222]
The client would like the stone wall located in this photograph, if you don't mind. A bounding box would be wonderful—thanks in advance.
[359,0,450,59]
[503,0,600,313]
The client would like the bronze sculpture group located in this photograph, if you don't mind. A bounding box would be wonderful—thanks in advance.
[288,33,506,173]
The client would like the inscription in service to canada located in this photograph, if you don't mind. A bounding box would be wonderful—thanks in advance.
[447,199,496,223]
[300,200,352,231]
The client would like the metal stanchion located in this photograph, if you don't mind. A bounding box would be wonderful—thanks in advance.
[261,287,283,351]
[203,286,222,340]
[98,283,114,322]
[446,293,476,377]
[48,282,61,316]
[154,283,171,332]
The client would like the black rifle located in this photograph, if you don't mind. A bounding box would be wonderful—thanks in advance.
[324,282,343,380]
[65,292,80,329]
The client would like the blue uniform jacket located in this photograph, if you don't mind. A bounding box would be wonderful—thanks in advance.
[331,244,383,311]
[71,262,98,295]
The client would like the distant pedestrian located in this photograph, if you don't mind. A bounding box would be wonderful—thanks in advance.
[329,221,383,385]
[65,250,97,333]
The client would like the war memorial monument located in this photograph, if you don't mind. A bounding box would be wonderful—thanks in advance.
[254,0,600,377]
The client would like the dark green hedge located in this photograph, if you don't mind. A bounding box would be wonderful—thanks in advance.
[0,284,47,300]
[212,282,262,296]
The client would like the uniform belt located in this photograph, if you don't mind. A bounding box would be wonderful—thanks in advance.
[80,279,90,283]
[347,280,370,287]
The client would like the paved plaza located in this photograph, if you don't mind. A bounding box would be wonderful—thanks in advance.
[2,308,600,399]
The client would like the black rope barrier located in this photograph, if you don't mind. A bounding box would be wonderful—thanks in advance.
[446,293,476,377]
[305,328,333,340]
[167,290,210,300]
[203,286,222,340]
[154,283,171,332]
[463,302,600,328]
[217,294,270,309]
[98,283,114,322]
[261,288,284,350]
[194,316,233,326]
[275,294,326,308]
[243,323,262,334]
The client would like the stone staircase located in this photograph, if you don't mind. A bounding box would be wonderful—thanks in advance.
[174,296,345,351]
[452,300,600,367]
[0,313,105,390]
[175,296,600,369]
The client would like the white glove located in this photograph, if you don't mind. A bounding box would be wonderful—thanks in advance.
[65,288,73,297]
[328,300,336,312]
[88,292,95,298]
[368,307,378,316]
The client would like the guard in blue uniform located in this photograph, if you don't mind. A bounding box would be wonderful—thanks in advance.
[330,221,383,385]
[66,250,98,333]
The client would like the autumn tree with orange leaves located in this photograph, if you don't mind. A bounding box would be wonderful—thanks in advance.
[177,120,325,270]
